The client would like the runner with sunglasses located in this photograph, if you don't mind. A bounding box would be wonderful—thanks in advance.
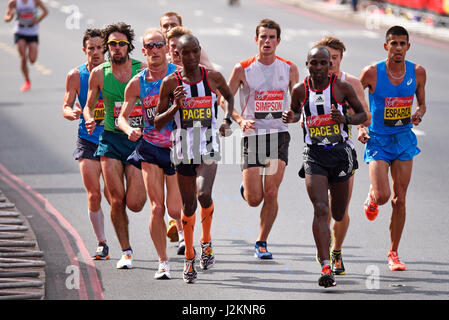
[84,22,146,270]
[117,29,182,279]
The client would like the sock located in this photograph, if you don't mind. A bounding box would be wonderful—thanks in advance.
[89,208,106,243]
[200,202,214,243]
[332,250,341,257]
[178,230,184,242]
[182,212,196,260]
[321,260,331,267]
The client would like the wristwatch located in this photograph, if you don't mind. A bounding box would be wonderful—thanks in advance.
[223,116,232,124]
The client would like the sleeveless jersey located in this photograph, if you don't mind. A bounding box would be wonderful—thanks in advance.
[77,63,104,144]
[369,60,416,135]
[302,74,349,147]
[239,56,292,136]
[14,0,39,36]
[172,66,219,161]
[102,59,143,134]
[139,63,177,148]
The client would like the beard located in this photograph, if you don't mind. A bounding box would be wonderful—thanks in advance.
[111,54,127,65]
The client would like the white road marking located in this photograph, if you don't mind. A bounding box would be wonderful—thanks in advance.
[412,128,426,136]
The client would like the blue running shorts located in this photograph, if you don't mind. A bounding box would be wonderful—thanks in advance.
[127,139,175,175]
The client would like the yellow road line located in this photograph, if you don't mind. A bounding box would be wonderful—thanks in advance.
[0,41,52,76]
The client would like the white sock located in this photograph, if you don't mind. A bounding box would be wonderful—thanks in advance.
[178,230,184,242]
[89,208,106,243]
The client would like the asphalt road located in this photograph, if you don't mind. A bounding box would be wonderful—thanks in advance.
[1,0,448,304]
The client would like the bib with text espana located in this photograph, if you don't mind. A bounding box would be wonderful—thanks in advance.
[94,99,105,126]
[306,114,342,145]
[384,96,412,126]
[254,90,284,120]
[113,101,143,131]
[180,96,212,129]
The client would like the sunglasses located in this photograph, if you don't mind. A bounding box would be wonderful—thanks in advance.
[107,40,130,47]
[143,41,166,50]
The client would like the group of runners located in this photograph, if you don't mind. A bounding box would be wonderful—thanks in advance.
[7,2,426,288]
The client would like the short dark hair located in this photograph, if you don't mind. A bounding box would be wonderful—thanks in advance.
[256,19,281,39]
[386,25,409,42]
[102,22,135,54]
[82,28,102,48]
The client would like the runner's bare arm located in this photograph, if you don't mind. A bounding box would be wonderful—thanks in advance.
[154,76,182,130]
[360,64,377,93]
[411,64,427,126]
[288,63,300,93]
[334,81,367,126]
[209,70,234,136]
[34,0,48,24]
[346,74,371,127]
[118,76,142,142]
[4,0,16,22]
[62,68,82,121]
[83,65,102,134]
[283,82,304,123]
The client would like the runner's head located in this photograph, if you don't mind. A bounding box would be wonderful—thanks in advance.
[160,12,182,36]
[142,29,168,67]
[167,26,191,66]
[176,34,201,71]
[102,22,135,65]
[313,36,346,74]
[255,19,281,56]
[384,26,410,63]
[306,46,331,83]
[82,28,104,67]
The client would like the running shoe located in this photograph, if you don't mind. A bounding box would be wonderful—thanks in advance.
[364,191,379,221]
[388,250,406,271]
[331,251,346,275]
[239,182,245,201]
[116,250,133,269]
[254,241,273,259]
[183,257,197,284]
[20,80,31,92]
[177,239,186,255]
[154,260,171,280]
[199,241,215,270]
[92,242,110,260]
[318,265,336,288]
[167,219,179,242]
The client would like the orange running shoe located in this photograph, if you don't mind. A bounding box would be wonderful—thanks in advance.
[166,219,179,242]
[318,265,336,288]
[388,250,406,271]
[20,80,31,92]
[364,192,379,221]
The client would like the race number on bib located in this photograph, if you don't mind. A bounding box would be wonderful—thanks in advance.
[384,96,413,127]
[254,90,284,120]
[113,101,143,131]
[94,99,105,126]
[307,114,342,145]
[180,96,212,129]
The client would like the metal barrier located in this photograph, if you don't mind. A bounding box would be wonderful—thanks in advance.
[0,190,45,300]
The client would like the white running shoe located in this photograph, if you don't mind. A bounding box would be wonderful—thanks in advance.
[154,260,171,279]
[116,250,133,269]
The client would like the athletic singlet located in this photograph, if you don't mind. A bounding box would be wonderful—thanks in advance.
[102,59,143,134]
[302,74,349,147]
[172,66,219,161]
[239,56,292,136]
[77,63,104,144]
[139,63,177,148]
[339,72,354,149]
[369,60,416,135]
[14,0,39,36]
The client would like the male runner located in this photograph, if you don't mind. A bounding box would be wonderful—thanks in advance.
[311,36,371,275]
[84,22,146,270]
[224,19,299,259]
[166,26,191,67]
[155,34,234,283]
[62,28,111,260]
[4,0,48,91]
[117,29,183,279]
[359,26,426,271]
[283,46,366,287]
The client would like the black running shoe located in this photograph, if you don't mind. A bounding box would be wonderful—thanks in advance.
[319,265,336,288]
[331,251,346,275]
[92,242,109,260]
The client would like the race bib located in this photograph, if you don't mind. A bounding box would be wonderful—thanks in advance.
[384,96,413,127]
[254,90,284,120]
[113,101,143,131]
[307,114,342,145]
[94,99,105,126]
[180,96,212,129]
[142,94,159,126]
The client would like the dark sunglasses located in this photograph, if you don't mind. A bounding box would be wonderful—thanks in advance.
[107,40,130,47]
[143,41,166,50]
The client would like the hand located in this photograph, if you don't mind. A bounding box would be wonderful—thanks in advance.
[127,128,142,142]
[173,85,186,107]
[65,102,82,121]
[411,111,423,126]
[238,118,256,132]
[357,126,370,144]
[282,110,295,123]
[330,104,345,124]
[219,121,232,137]
[85,118,96,135]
